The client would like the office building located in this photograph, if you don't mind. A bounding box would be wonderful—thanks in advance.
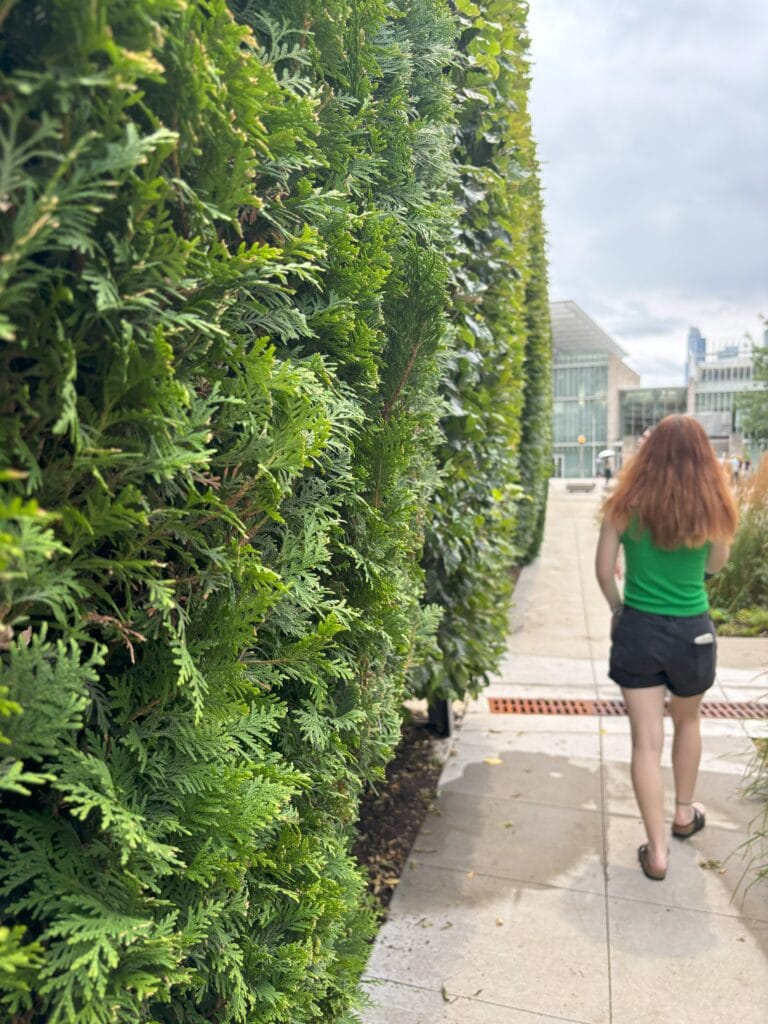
[688,334,761,454]
[551,301,639,477]
[687,326,706,372]
[619,386,688,457]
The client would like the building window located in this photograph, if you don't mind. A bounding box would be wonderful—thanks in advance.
[620,387,688,436]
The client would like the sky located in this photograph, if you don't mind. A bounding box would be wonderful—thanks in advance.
[526,0,768,386]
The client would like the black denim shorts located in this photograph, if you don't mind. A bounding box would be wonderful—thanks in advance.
[609,605,717,697]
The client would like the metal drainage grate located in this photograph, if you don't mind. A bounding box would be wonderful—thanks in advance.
[487,696,768,720]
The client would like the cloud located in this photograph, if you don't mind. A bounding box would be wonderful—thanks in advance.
[527,0,768,383]
[604,308,687,339]
[587,292,767,387]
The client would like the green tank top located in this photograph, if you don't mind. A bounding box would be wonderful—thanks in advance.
[621,525,711,616]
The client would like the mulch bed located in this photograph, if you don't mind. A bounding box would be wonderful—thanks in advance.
[352,716,446,912]
[353,567,522,913]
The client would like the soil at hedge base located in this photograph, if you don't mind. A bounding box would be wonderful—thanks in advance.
[352,716,446,912]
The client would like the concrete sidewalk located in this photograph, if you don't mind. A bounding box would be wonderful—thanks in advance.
[362,479,768,1024]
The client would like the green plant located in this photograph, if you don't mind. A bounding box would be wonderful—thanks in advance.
[0,1,551,1019]
[515,185,553,564]
[708,454,768,627]
[0,3,374,1020]
[414,0,552,702]
[737,339,768,449]
[734,732,768,895]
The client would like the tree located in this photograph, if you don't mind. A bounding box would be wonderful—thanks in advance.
[738,342,768,450]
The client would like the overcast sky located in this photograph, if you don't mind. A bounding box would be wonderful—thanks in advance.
[527,0,768,386]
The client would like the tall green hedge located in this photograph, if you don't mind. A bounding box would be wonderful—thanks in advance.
[414,0,552,700]
[0,1,550,1021]
[515,184,553,565]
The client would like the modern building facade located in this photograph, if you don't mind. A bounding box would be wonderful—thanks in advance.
[618,330,765,457]
[619,386,688,457]
[686,326,706,372]
[552,309,765,475]
[551,301,639,477]
[687,335,760,455]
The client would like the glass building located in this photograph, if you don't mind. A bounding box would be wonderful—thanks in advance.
[620,387,688,446]
[687,327,706,372]
[551,302,639,477]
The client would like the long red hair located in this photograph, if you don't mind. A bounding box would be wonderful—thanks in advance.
[603,415,738,549]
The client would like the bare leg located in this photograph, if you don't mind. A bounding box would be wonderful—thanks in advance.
[621,686,668,873]
[670,692,705,828]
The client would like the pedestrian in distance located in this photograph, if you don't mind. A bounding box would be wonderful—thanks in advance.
[594,415,738,881]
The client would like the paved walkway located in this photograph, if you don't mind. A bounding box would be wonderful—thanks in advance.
[362,479,768,1024]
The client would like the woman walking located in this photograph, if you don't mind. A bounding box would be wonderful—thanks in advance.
[595,415,738,880]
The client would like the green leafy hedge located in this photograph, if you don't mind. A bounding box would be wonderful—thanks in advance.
[0,1,550,1021]
[415,0,552,701]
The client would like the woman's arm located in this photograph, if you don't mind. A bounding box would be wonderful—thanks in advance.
[706,540,731,574]
[595,516,623,613]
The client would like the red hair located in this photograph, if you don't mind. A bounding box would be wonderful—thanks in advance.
[603,415,738,549]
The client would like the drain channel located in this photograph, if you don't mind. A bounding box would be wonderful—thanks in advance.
[487,696,768,719]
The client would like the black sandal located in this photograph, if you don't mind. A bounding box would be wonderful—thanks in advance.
[638,844,666,881]
[672,805,705,839]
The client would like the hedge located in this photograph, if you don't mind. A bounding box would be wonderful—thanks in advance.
[0,2,550,1021]
[414,0,552,701]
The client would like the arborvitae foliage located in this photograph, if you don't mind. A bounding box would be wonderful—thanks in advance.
[0,2,372,1021]
[415,0,553,701]
[0,0,550,1020]
[235,0,457,750]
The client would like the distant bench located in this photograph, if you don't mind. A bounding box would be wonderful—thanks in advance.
[565,481,596,493]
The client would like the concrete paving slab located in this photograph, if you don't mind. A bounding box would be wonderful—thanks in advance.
[698,731,761,772]
[368,866,611,1024]
[361,978,591,1024]
[598,730,755,775]
[598,717,741,751]
[440,729,603,778]
[359,979,450,1024]
[436,748,602,809]
[598,709,753,731]
[503,628,596,661]
[441,997,591,1024]
[459,711,601,735]
[360,482,768,1023]
[409,789,605,892]
[487,654,597,687]
[478,682,601,698]
[717,636,768,670]
[603,761,760,832]
[741,720,768,743]
[715,664,768,685]
[608,896,768,1024]
[605,812,768,921]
